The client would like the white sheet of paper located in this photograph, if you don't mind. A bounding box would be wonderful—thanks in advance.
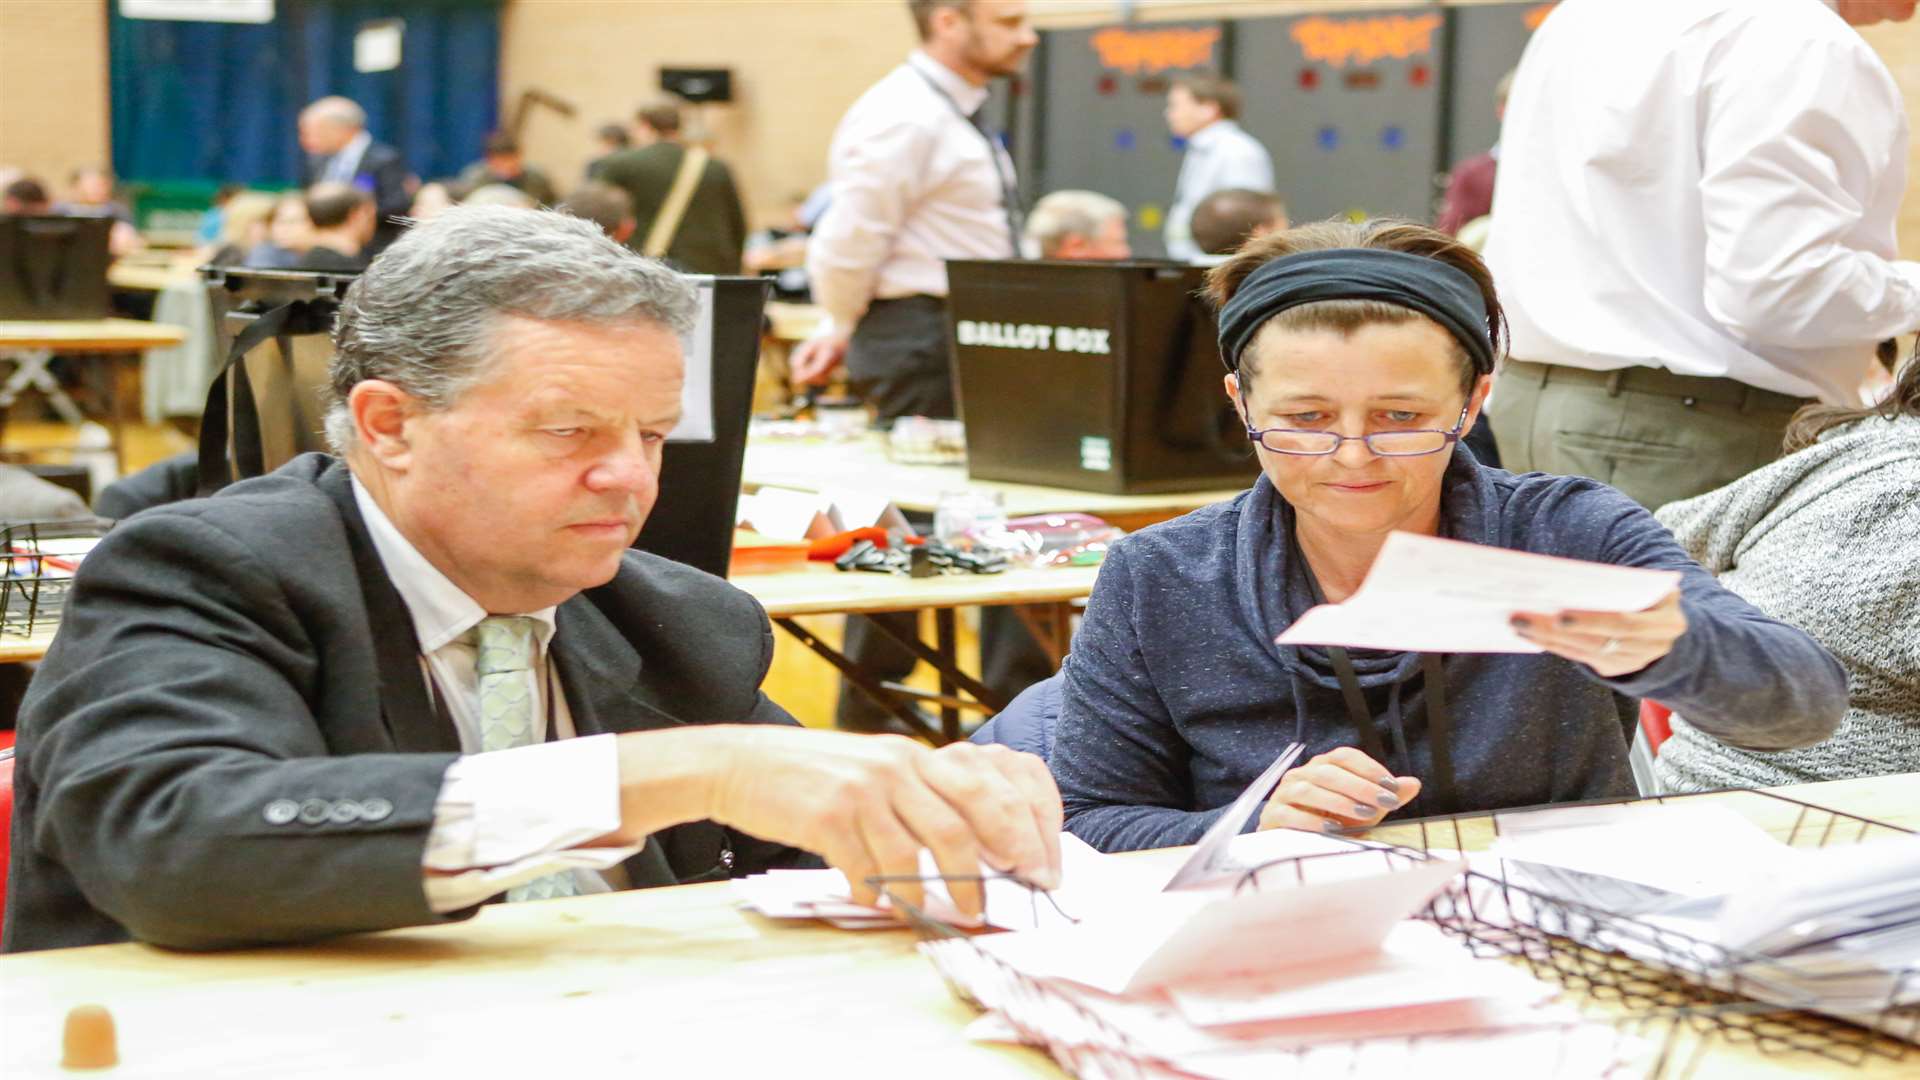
[1488,803,1788,899]
[1165,921,1551,1026]
[1162,744,1305,892]
[971,856,1464,994]
[1275,531,1682,654]
[668,279,716,443]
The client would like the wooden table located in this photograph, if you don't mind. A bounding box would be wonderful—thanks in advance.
[743,433,1246,532]
[0,627,56,665]
[735,562,1100,743]
[0,318,189,473]
[107,256,201,294]
[3,774,1915,1079]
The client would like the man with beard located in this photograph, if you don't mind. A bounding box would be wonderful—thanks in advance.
[795,0,1053,736]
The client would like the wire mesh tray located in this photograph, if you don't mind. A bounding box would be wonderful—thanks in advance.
[1,519,108,637]
[877,846,1726,1079]
[1380,788,1920,1069]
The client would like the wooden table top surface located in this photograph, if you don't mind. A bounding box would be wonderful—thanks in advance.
[0,318,187,351]
[4,774,1916,1079]
[742,434,1245,520]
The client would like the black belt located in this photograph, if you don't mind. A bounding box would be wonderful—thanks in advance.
[1503,359,1813,413]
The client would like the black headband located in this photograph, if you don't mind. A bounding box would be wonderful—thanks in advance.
[1216,248,1495,377]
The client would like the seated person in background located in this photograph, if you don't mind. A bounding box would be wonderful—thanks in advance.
[1023,190,1131,260]
[457,132,558,207]
[295,182,376,271]
[557,182,637,245]
[201,191,278,267]
[55,166,143,256]
[1189,187,1289,264]
[1652,348,1920,792]
[3,177,53,215]
[194,182,246,247]
[408,181,456,223]
[243,193,314,269]
[4,205,1061,953]
[461,183,537,210]
[1049,219,1846,853]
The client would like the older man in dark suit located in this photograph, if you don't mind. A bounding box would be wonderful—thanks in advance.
[298,96,412,256]
[3,206,1061,954]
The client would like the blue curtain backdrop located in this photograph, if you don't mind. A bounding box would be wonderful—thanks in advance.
[110,0,500,185]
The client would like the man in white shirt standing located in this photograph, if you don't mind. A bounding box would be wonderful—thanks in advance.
[1162,73,1275,263]
[796,0,1053,736]
[1484,0,1920,511]
[3,205,1063,953]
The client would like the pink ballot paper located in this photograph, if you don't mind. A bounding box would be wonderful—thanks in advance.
[1275,531,1681,654]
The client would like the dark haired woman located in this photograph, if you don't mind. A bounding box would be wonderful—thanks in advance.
[1652,351,1920,792]
[1051,220,1847,853]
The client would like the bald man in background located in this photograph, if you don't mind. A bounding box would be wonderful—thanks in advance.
[299,96,412,256]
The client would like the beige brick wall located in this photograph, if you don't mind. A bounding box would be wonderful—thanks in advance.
[0,0,111,188]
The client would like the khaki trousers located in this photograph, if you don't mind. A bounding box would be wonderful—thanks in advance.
[1489,360,1812,512]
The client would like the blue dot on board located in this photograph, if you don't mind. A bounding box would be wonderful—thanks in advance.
[1316,126,1340,152]
[1381,125,1405,150]
[1114,128,1136,151]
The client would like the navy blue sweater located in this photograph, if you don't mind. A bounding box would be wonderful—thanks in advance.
[1055,449,1848,853]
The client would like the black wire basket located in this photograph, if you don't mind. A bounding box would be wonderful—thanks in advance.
[1380,788,1920,1070]
[0,519,107,637]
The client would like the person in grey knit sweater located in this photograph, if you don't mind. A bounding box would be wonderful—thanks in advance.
[1050,220,1847,853]
[1653,356,1920,792]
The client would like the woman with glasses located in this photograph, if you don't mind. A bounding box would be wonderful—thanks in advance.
[1049,219,1846,853]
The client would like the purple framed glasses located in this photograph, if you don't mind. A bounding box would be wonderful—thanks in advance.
[1243,404,1471,457]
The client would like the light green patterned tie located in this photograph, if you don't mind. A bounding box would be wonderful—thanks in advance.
[471,616,580,903]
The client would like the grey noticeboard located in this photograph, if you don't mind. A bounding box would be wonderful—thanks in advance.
[1232,8,1449,225]
[1445,1,1555,167]
[1034,22,1227,258]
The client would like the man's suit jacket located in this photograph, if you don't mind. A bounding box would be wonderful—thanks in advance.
[3,454,810,953]
[595,143,748,276]
[302,140,412,255]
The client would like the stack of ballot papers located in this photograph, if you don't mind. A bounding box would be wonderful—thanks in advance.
[733,748,1639,1075]
[1463,802,1920,1033]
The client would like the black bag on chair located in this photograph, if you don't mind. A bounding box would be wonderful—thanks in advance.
[196,268,357,494]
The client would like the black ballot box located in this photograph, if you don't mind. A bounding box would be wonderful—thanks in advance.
[946,259,1258,494]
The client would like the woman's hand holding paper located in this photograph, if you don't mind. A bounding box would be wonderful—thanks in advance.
[1509,589,1688,678]
[1257,747,1421,834]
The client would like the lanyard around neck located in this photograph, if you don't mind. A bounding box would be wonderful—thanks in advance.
[1291,531,1459,815]
[909,62,1023,257]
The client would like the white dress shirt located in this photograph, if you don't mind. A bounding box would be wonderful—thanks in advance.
[1485,0,1920,405]
[350,479,638,913]
[806,50,1018,334]
[1164,119,1276,262]
[322,130,373,184]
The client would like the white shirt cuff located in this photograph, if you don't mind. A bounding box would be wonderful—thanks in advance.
[421,734,641,913]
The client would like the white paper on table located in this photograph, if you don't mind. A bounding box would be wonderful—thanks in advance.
[1162,743,1305,891]
[667,278,716,442]
[1275,531,1682,654]
[1166,921,1553,1026]
[730,832,1167,931]
[1487,803,1788,899]
[735,486,836,541]
[1167,1021,1639,1080]
[972,856,1465,995]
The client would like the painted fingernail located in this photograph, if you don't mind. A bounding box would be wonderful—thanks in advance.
[1377,777,1401,795]
[1353,802,1378,818]
[1320,819,1343,834]
[1510,615,1532,631]
[1376,791,1400,809]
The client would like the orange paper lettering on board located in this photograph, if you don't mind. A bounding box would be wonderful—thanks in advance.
[1524,3,1560,31]
[1290,13,1443,69]
[1089,26,1221,76]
